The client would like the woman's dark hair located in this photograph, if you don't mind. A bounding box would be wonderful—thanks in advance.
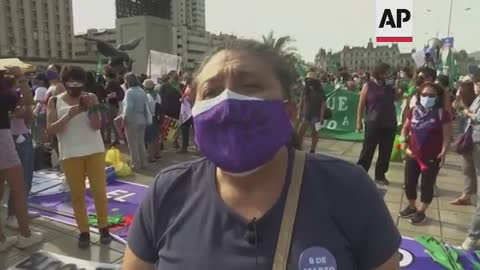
[417,67,437,81]
[193,39,297,100]
[402,67,413,79]
[192,39,300,149]
[60,65,87,84]
[458,81,476,107]
[474,75,480,84]
[437,74,449,88]
[35,72,49,87]
[372,62,391,79]
[416,82,444,109]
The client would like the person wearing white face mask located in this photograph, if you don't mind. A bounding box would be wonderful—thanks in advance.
[462,75,480,250]
[399,83,451,225]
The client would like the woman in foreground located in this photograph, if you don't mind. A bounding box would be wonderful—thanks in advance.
[123,40,401,270]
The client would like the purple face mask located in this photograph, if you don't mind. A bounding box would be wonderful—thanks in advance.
[192,89,293,175]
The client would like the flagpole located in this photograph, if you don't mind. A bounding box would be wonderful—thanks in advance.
[447,0,453,37]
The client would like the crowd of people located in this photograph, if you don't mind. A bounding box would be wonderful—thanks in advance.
[2,38,480,269]
[0,62,195,251]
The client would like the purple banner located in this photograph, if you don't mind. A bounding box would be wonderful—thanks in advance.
[28,170,477,269]
[29,177,147,243]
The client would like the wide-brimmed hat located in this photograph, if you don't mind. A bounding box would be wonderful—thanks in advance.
[306,72,319,80]
[143,79,155,89]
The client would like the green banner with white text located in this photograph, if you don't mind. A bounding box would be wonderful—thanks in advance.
[317,88,402,142]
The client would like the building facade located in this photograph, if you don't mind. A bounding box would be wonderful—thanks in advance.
[174,27,236,69]
[171,0,206,32]
[0,0,74,59]
[315,39,414,73]
[115,0,235,73]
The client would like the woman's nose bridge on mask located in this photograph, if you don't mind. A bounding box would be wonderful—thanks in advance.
[222,65,242,90]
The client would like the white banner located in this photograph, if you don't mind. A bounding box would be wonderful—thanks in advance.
[147,50,181,82]
[8,251,120,270]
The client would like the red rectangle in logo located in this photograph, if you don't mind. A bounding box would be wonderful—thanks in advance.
[376,37,413,42]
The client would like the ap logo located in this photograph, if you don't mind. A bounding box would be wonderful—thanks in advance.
[376,0,413,42]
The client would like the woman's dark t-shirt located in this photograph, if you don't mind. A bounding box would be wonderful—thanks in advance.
[366,80,397,128]
[128,151,401,269]
[0,89,20,129]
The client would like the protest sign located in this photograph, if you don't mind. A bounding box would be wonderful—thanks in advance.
[8,251,120,270]
[318,90,364,141]
[162,116,180,142]
[179,100,192,124]
[147,50,181,82]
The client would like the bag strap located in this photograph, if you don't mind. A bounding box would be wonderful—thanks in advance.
[272,150,306,270]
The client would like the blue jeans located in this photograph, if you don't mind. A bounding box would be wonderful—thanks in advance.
[8,133,34,216]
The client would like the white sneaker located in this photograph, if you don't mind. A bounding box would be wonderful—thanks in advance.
[28,211,40,219]
[0,236,18,252]
[5,216,19,230]
[462,237,479,250]
[15,231,43,249]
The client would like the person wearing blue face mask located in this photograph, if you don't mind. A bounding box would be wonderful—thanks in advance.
[399,83,451,225]
[123,39,401,270]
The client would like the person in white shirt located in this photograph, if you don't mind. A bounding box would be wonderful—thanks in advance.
[32,73,49,145]
[46,65,111,248]
[143,79,162,162]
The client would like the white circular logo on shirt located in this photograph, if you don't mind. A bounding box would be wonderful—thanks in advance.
[298,247,337,270]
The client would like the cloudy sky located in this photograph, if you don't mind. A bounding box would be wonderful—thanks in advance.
[73,0,479,61]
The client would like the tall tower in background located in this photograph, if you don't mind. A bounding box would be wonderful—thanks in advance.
[0,0,74,59]
[115,0,175,72]
[171,0,205,31]
[116,0,171,20]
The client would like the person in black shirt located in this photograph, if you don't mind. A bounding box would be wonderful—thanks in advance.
[160,70,182,149]
[103,66,125,144]
[297,72,327,153]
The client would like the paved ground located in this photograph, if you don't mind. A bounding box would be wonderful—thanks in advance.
[0,139,475,269]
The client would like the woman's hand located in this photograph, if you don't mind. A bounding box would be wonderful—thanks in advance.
[68,105,82,118]
[438,150,447,167]
[356,121,363,133]
[463,109,471,118]
[405,148,415,158]
[82,94,99,108]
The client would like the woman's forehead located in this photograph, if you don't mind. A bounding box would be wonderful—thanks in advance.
[422,86,436,92]
[196,50,273,83]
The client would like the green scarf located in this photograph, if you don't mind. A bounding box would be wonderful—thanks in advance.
[169,81,181,93]
[146,88,158,99]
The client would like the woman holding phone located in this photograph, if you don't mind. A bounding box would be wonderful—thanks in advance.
[0,66,43,252]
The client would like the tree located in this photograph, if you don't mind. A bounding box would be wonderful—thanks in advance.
[262,30,304,76]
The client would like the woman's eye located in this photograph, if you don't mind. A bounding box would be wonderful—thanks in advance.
[202,88,221,99]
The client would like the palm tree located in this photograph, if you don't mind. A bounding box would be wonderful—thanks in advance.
[262,30,304,75]
[262,30,297,56]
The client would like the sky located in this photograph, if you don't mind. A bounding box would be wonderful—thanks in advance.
[72,0,480,62]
